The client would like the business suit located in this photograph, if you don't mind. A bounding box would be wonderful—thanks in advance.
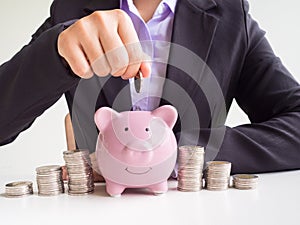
[0,0,300,174]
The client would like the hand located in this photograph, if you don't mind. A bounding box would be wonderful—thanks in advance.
[57,9,151,79]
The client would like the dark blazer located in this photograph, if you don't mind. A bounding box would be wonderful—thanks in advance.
[1,0,300,173]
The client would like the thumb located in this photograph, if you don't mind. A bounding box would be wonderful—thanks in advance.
[140,61,151,78]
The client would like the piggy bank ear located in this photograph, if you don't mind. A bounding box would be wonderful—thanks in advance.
[94,107,120,131]
[152,105,178,129]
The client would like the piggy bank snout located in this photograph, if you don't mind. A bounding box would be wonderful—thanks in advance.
[123,142,154,165]
[125,140,154,152]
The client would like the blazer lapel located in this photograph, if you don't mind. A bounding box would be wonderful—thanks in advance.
[160,0,219,112]
[171,0,218,61]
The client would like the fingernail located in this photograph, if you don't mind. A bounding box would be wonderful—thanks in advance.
[121,76,130,80]
[84,67,94,79]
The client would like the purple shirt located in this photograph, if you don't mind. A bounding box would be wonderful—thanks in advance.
[120,0,177,111]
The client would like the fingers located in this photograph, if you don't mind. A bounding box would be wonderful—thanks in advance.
[82,37,110,77]
[140,61,152,78]
[101,40,129,77]
[58,9,151,79]
[67,45,94,78]
[117,13,142,79]
[94,9,150,79]
[58,30,93,78]
[118,11,151,79]
[120,43,144,80]
[97,12,129,77]
[78,24,111,77]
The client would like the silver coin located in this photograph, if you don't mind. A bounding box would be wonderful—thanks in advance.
[205,161,232,191]
[38,190,64,196]
[233,174,258,180]
[36,173,62,177]
[177,145,205,192]
[63,149,94,196]
[64,156,90,160]
[233,174,259,190]
[67,168,92,173]
[63,149,90,156]
[134,70,143,93]
[36,165,64,196]
[5,181,33,197]
[37,172,62,176]
[68,190,94,196]
[36,165,61,174]
[36,177,62,182]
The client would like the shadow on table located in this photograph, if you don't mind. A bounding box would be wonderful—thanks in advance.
[93,182,169,197]
[0,193,6,198]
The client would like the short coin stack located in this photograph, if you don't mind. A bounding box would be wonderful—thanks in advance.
[177,145,205,192]
[36,165,64,196]
[233,174,259,190]
[5,181,33,198]
[205,161,231,191]
[63,149,94,195]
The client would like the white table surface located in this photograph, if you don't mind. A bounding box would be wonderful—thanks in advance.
[0,170,299,225]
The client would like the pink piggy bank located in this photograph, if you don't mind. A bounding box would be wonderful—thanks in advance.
[94,105,178,197]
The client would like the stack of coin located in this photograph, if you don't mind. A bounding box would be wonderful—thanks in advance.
[177,145,205,192]
[63,149,94,195]
[36,165,64,196]
[205,161,231,191]
[5,181,33,198]
[233,174,259,190]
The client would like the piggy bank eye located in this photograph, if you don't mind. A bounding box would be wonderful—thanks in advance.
[145,128,150,132]
[124,127,129,131]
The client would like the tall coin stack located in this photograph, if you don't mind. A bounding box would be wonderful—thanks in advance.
[63,149,94,195]
[177,145,205,192]
[233,174,259,190]
[205,161,232,191]
[36,165,64,196]
[5,181,33,198]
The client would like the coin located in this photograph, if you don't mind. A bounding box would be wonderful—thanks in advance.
[36,165,61,174]
[63,149,94,195]
[233,174,259,190]
[5,181,33,197]
[134,70,143,93]
[205,161,232,191]
[177,145,205,192]
[36,165,64,196]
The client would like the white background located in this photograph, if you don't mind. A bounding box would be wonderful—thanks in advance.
[0,0,299,176]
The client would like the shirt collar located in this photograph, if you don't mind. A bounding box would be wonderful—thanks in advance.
[120,0,177,14]
[163,0,177,14]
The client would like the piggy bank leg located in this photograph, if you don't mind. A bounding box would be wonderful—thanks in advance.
[149,181,168,195]
[105,180,126,197]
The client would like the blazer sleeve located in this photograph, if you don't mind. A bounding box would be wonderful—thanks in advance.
[0,1,80,145]
[210,0,300,173]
